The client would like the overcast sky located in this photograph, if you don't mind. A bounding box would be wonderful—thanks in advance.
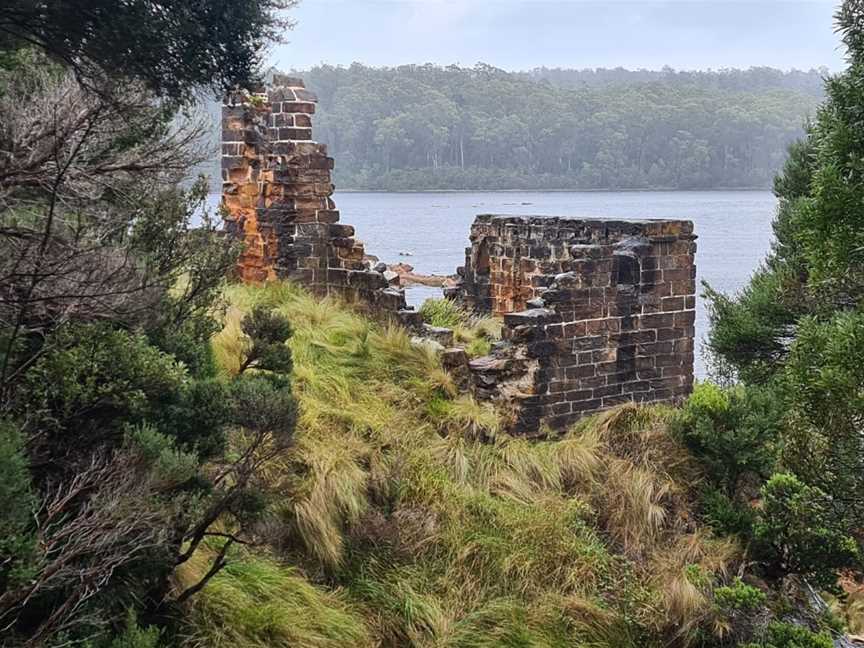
[271,0,846,72]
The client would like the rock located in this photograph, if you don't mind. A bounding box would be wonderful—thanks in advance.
[382,270,400,286]
[397,309,423,329]
[570,244,603,259]
[442,347,471,388]
[552,272,581,288]
[502,308,559,327]
[422,325,454,347]
[373,261,387,273]
[411,336,444,354]
[468,356,509,373]
[441,347,469,370]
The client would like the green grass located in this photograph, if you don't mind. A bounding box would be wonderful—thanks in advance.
[418,298,502,358]
[178,546,368,648]
[188,281,743,648]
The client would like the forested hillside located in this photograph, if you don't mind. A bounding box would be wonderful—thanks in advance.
[292,64,824,191]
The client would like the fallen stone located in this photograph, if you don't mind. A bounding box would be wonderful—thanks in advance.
[468,356,509,373]
[411,336,445,354]
[441,347,469,369]
[422,325,454,347]
[502,308,559,327]
[397,309,423,329]
[382,270,400,286]
[373,261,387,273]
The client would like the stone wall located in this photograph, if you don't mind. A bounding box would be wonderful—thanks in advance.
[457,215,696,435]
[221,75,405,311]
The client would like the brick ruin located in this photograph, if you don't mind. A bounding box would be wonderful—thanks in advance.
[221,75,406,311]
[222,78,697,435]
[456,215,697,434]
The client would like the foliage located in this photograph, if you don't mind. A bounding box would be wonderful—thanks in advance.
[671,383,780,496]
[0,2,300,645]
[699,488,757,539]
[238,305,295,375]
[106,610,163,648]
[754,473,859,589]
[0,0,295,101]
[419,298,469,329]
[0,55,239,398]
[703,0,864,594]
[255,63,825,191]
[780,310,864,520]
[713,579,766,613]
[0,419,36,592]
[17,323,227,460]
[742,621,833,648]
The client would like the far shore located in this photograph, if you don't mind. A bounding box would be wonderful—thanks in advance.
[333,187,772,194]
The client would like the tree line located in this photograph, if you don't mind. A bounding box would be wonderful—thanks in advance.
[286,63,824,191]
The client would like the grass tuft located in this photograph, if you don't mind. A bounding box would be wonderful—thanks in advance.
[199,282,741,647]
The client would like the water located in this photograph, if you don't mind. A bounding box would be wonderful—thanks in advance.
[209,190,777,378]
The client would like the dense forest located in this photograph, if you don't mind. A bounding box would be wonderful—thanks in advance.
[288,64,825,191]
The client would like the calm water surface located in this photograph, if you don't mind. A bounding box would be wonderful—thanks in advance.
[211,190,777,378]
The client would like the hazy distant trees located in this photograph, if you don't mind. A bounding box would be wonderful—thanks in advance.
[294,63,823,191]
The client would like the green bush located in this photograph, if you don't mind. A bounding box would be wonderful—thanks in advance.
[700,487,756,538]
[714,578,766,613]
[105,610,162,648]
[0,419,36,591]
[238,305,294,375]
[19,324,228,460]
[20,324,185,438]
[755,473,860,589]
[671,382,781,496]
[742,621,833,648]
[780,310,864,520]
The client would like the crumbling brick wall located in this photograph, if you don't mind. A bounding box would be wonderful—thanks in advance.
[458,215,696,434]
[221,75,405,311]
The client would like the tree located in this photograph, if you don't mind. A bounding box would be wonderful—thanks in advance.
[703,0,864,588]
[0,0,296,102]
[0,3,295,642]
[0,55,238,403]
[293,62,820,192]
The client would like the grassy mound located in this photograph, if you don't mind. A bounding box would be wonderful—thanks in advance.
[189,282,741,647]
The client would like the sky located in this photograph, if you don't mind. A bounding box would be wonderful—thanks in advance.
[271,0,846,72]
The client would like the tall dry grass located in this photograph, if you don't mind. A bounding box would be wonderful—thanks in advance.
[183,282,743,647]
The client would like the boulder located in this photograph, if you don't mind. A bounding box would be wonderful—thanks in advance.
[422,325,454,347]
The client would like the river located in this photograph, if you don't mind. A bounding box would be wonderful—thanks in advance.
[209,190,777,378]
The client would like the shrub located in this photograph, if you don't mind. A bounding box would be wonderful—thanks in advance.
[700,487,756,538]
[780,310,864,521]
[742,621,833,648]
[671,382,781,496]
[106,610,163,648]
[713,578,766,613]
[19,324,228,460]
[0,419,36,591]
[755,473,860,589]
[238,305,294,375]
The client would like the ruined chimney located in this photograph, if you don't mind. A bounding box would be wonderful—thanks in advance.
[221,76,407,311]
